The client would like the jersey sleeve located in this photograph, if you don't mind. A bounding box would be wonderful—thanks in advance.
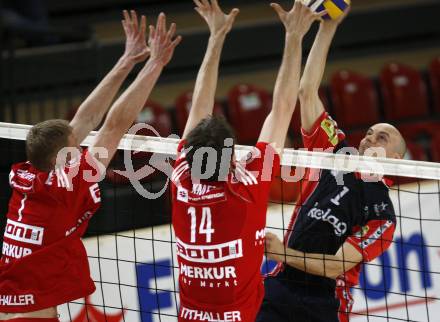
[243,142,280,184]
[62,149,102,220]
[234,143,280,204]
[301,112,346,151]
[346,219,396,262]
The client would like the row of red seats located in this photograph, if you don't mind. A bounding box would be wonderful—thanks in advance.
[68,59,440,185]
[134,59,440,158]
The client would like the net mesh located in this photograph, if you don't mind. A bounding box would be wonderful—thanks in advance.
[1,123,440,322]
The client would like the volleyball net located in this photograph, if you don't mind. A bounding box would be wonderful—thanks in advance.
[1,122,440,322]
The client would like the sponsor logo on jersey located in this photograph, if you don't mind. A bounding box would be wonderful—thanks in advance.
[373,202,389,215]
[359,220,394,249]
[180,264,237,280]
[0,294,35,306]
[89,183,101,204]
[177,186,226,204]
[180,306,242,321]
[255,228,265,246]
[321,117,340,146]
[307,205,348,237]
[2,241,32,259]
[192,184,216,196]
[177,186,189,203]
[4,219,44,245]
[65,211,94,236]
[16,169,36,182]
[176,238,243,264]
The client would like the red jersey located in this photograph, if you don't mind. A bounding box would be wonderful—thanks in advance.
[172,141,280,322]
[0,149,101,313]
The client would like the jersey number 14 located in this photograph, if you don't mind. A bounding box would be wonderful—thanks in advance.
[187,207,215,243]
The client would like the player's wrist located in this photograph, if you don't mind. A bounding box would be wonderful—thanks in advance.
[117,55,137,70]
[319,22,338,34]
[285,32,303,42]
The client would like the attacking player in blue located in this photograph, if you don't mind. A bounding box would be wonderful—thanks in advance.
[258,4,406,322]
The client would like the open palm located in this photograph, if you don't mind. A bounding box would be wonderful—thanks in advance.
[194,0,239,37]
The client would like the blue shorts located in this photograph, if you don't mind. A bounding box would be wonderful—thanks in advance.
[256,276,340,322]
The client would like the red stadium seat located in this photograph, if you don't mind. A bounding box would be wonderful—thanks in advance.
[398,121,440,162]
[136,100,172,138]
[175,90,225,136]
[405,141,429,161]
[330,70,380,129]
[269,166,302,204]
[106,101,172,184]
[429,57,440,115]
[380,63,429,120]
[227,84,271,144]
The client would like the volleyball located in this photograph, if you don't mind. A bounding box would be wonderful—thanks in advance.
[314,0,351,20]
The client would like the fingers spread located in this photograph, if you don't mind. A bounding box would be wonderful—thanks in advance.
[149,25,156,42]
[227,8,240,24]
[271,3,286,19]
[139,15,147,39]
[156,12,166,38]
[166,23,177,42]
[131,10,139,33]
[170,35,182,49]
[211,0,221,10]
[123,10,131,24]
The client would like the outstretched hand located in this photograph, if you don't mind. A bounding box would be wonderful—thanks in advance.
[122,10,150,64]
[148,13,182,67]
[271,0,326,38]
[194,0,239,38]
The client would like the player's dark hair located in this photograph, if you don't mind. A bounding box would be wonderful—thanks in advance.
[26,119,73,172]
[185,116,236,182]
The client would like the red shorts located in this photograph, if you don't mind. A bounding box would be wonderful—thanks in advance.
[0,318,59,322]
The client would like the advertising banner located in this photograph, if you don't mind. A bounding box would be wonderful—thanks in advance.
[59,181,440,322]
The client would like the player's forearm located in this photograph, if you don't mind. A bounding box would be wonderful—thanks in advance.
[299,24,337,95]
[272,33,303,115]
[103,59,163,133]
[281,247,345,279]
[184,35,226,134]
[299,24,337,132]
[71,56,136,140]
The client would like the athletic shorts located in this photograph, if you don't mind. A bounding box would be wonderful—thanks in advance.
[0,318,59,322]
[256,277,340,322]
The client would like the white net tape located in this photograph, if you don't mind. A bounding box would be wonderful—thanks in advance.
[2,121,440,180]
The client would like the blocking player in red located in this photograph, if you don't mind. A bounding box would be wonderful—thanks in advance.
[171,1,323,321]
[260,7,404,322]
[0,12,181,322]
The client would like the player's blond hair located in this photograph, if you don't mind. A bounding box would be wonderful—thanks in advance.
[26,119,72,172]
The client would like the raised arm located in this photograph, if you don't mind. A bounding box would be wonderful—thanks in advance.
[182,0,239,139]
[265,232,362,279]
[258,1,322,152]
[89,13,181,169]
[299,10,348,132]
[70,10,151,144]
